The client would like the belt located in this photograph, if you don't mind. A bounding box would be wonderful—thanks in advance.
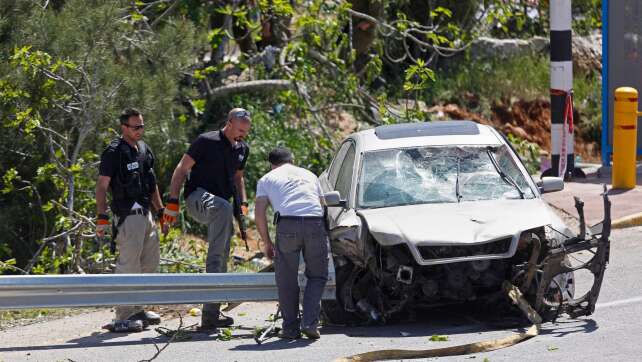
[128,208,149,216]
[274,212,323,224]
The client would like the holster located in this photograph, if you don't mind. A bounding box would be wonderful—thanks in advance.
[110,213,128,254]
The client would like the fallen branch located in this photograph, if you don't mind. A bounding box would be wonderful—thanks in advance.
[0,260,28,274]
[23,221,83,274]
[139,312,192,362]
[208,80,292,101]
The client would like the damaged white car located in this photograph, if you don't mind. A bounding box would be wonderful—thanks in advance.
[320,121,610,324]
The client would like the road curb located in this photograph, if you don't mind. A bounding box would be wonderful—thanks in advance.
[611,212,642,229]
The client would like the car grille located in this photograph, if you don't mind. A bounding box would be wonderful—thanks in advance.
[418,237,513,260]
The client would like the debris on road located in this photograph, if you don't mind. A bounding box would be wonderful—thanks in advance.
[254,307,282,344]
[334,282,541,361]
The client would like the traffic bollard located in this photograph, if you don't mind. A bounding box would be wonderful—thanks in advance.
[612,87,639,189]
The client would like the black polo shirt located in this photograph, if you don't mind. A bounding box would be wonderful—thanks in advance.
[99,137,156,214]
[184,130,249,200]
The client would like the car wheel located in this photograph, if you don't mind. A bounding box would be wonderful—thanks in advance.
[321,259,363,326]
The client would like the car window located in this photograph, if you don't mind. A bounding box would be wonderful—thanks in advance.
[335,142,356,199]
[358,145,535,209]
[328,141,351,186]
[495,147,533,195]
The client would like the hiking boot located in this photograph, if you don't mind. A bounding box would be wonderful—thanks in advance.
[278,329,301,340]
[128,311,161,327]
[196,325,219,334]
[203,314,234,328]
[103,319,144,333]
[301,326,320,340]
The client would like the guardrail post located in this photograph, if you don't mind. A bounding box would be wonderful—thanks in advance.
[612,87,639,189]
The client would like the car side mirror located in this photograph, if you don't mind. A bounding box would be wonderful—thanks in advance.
[537,177,564,193]
[324,191,347,208]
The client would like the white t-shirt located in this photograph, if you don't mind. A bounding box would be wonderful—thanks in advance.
[256,163,324,217]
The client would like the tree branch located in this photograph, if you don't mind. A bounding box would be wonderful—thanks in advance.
[208,80,292,101]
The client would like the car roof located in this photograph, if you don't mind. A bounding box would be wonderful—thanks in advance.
[350,121,504,152]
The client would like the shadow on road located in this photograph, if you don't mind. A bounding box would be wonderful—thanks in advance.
[539,317,598,338]
[0,329,220,353]
[319,304,533,339]
[0,306,599,354]
[230,338,315,351]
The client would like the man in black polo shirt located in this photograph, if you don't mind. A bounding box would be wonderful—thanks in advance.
[96,108,165,332]
[163,108,251,330]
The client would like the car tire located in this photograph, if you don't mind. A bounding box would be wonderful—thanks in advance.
[321,259,363,326]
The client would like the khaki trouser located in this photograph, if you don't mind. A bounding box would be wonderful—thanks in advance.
[114,211,160,320]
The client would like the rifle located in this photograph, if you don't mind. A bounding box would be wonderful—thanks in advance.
[232,186,249,251]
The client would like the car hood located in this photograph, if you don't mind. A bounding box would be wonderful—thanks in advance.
[358,198,567,246]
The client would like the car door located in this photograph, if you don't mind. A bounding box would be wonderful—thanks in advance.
[320,141,352,193]
[326,141,356,228]
[324,141,366,263]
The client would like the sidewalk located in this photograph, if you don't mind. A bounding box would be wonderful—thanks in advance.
[541,164,642,227]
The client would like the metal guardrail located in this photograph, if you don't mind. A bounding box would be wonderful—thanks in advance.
[0,272,336,310]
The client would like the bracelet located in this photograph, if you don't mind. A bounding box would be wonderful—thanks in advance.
[168,197,179,204]
[97,213,109,220]
[241,201,249,207]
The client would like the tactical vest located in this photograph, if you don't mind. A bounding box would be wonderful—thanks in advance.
[109,138,156,215]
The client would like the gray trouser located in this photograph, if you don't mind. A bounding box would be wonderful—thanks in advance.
[275,217,329,331]
[186,188,234,325]
[114,211,160,320]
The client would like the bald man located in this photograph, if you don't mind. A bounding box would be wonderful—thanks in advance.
[164,108,251,331]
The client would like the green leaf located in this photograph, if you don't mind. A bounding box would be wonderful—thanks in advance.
[429,335,448,342]
[42,202,54,212]
[191,99,206,113]
[219,327,234,341]
[1,168,19,194]
[131,13,145,22]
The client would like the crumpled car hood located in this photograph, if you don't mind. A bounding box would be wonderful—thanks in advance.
[358,198,567,246]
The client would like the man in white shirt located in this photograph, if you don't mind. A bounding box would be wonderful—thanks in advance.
[255,147,329,340]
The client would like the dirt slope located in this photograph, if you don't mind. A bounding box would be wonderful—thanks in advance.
[427,99,599,163]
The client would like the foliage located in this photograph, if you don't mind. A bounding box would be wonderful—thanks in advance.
[573,70,602,145]
[507,133,542,175]
[482,0,602,38]
[429,55,549,116]
[0,0,604,274]
[1,0,200,272]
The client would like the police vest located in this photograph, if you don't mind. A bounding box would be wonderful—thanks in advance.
[109,139,156,213]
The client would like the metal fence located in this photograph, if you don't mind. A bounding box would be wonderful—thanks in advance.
[0,271,336,310]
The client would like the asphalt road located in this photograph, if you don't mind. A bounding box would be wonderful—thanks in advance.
[1,226,641,362]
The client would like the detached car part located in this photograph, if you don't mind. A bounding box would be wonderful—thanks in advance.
[525,186,611,321]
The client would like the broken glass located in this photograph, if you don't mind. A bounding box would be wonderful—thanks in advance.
[358,146,535,208]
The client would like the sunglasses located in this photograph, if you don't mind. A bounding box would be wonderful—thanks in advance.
[125,124,145,131]
[231,110,251,119]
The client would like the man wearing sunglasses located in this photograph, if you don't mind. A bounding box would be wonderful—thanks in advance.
[96,108,165,332]
[163,108,251,332]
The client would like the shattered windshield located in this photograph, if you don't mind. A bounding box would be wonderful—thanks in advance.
[357,145,535,209]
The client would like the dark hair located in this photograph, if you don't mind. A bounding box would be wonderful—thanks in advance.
[268,147,293,165]
[119,108,142,125]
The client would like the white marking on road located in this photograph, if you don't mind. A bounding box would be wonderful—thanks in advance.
[596,296,642,309]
